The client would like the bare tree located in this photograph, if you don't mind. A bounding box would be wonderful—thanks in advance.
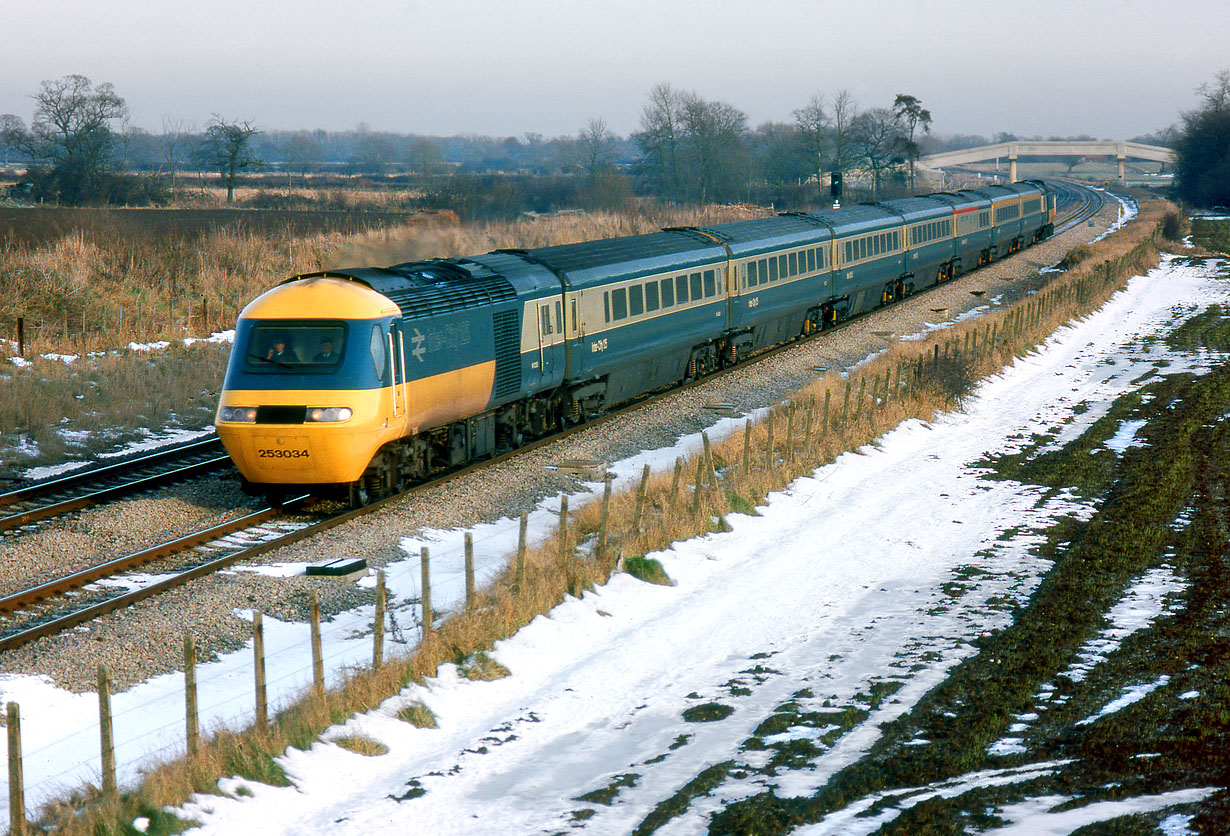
[893,93,932,191]
[25,74,127,203]
[678,91,751,204]
[793,94,829,201]
[1197,68,1230,113]
[851,107,908,199]
[0,114,25,168]
[160,115,193,193]
[635,83,686,200]
[349,131,397,174]
[405,137,444,179]
[574,117,619,180]
[829,89,860,186]
[201,115,261,203]
[752,121,806,196]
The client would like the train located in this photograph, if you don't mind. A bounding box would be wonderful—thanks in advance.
[215,180,1055,505]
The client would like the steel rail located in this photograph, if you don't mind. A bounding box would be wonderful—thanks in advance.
[0,436,225,508]
[0,506,285,615]
[0,455,233,533]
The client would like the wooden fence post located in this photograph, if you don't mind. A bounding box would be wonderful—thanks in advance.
[184,635,199,756]
[8,702,24,836]
[670,457,684,504]
[514,514,527,591]
[15,318,23,358]
[98,665,116,797]
[784,405,795,464]
[701,432,718,487]
[742,421,751,474]
[372,570,386,671]
[253,612,268,726]
[598,473,613,559]
[633,463,650,532]
[464,531,475,609]
[420,547,433,633]
[310,592,324,696]
[764,412,774,469]
[691,458,705,515]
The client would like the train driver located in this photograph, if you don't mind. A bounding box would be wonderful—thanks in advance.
[312,337,338,364]
[266,336,296,362]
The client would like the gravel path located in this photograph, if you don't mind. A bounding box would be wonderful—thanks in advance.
[0,200,1125,693]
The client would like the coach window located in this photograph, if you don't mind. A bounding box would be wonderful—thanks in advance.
[704,270,716,297]
[806,249,816,272]
[689,272,702,301]
[603,292,610,323]
[777,255,787,278]
[611,288,628,320]
[676,275,688,304]
[768,257,778,282]
[661,277,675,307]
[788,252,798,276]
[645,281,660,312]
[540,304,552,336]
[747,260,758,287]
[629,284,644,317]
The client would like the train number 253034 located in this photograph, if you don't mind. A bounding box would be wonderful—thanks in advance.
[258,448,310,459]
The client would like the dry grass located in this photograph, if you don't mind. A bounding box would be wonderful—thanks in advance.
[0,342,230,470]
[395,702,437,729]
[24,199,1173,835]
[330,736,389,757]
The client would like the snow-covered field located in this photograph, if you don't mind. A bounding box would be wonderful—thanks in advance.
[2,252,1227,834]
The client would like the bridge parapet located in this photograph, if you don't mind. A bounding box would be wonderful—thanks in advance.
[920,140,1174,183]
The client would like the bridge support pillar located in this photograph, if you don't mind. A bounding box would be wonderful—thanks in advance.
[1009,157,1017,183]
[1118,155,1126,183]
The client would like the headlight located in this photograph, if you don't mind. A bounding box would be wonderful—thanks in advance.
[306,406,353,423]
[219,406,257,422]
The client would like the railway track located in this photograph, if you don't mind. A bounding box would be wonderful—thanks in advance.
[0,436,233,534]
[1050,179,1107,232]
[0,180,1111,653]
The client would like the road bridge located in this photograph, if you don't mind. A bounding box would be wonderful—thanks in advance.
[920,141,1174,183]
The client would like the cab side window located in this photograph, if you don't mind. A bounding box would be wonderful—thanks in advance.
[370,325,388,382]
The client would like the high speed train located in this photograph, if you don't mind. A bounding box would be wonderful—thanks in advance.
[215,181,1054,505]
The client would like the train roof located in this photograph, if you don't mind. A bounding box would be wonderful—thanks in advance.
[804,203,901,235]
[516,230,725,288]
[289,261,518,321]
[696,215,832,257]
[876,196,954,222]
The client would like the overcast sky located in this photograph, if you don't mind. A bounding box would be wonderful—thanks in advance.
[2,0,1225,141]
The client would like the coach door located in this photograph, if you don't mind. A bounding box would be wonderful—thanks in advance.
[535,298,565,386]
[389,321,406,418]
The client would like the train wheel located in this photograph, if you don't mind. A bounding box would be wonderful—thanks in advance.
[349,480,371,508]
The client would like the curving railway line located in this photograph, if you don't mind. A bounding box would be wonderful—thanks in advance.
[0,180,1112,654]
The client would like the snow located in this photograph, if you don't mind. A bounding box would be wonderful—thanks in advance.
[20,426,218,481]
[978,788,1217,835]
[1,254,1227,833]
[1075,675,1170,726]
